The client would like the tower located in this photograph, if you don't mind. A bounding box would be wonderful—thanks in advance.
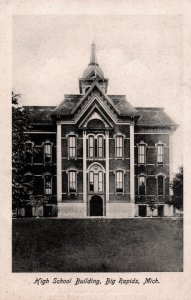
[79,42,108,94]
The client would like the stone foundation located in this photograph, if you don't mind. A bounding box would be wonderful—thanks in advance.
[58,203,87,218]
[57,202,174,218]
[106,203,135,218]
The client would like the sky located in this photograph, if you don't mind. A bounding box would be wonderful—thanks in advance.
[13,15,183,173]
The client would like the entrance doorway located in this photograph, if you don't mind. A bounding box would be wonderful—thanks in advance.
[90,195,103,216]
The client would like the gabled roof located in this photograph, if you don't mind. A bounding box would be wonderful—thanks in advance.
[70,83,120,115]
[52,86,138,117]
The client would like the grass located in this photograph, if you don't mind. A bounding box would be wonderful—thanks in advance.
[12,218,183,272]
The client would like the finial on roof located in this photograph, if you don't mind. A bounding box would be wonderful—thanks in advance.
[89,41,98,66]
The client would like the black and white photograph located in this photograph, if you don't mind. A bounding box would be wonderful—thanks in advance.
[11,14,184,274]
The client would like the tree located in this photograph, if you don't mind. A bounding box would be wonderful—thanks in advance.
[12,92,50,217]
[168,166,183,210]
[12,92,32,216]
[146,196,158,217]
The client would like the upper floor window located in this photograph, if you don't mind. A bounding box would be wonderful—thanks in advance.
[68,171,77,193]
[25,142,33,164]
[44,143,52,164]
[116,171,124,193]
[116,136,123,158]
[138,176,146,195]
[88,136,94,158]
[97,135,104,158]
[138,144,146,164]
[87,135,105,159]
[68,136,76,158]
[158,175,165,196]
[44,174,52,195]
[157,144,164,164]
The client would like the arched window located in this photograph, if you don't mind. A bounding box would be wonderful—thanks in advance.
[68,171,77,193]
[89,171,94,192]
[116,171,124,193]
[68,135,77,158]
[88,135,94,158]
[98,171,103,192]
[138,176,146,195]
[116,135,123,158]
[88,164,104,193]
[138,143,146,164]
[157,144,164,164]
[97,135,104,158]
[158,175,165,196]
[44,142,52,164]
[44,174,52,195]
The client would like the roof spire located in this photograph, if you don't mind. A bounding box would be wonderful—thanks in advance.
[89,41,98,66]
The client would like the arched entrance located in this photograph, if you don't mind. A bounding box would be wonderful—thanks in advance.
[90,195,103,216]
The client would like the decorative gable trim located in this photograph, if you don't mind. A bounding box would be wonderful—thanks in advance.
[78,103,113,128]
[71,83,120,116]
[74,93,118,125]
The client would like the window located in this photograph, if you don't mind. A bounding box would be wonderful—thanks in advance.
[89,171,104,193]
[98,171,103,192]
[158,205,164,217]
[116,136,123,158]
[158,176,165,196]
[139,205,147,217]
[69,171,77,193]
[138,176,146,195]
[89,171,94,192]
[44,143,52,163]
[157,144,164,164]
[138,144,146,164]
[88,136,94,158]
[44,175,52,195]
[97,136,104,158]
[116,171,124,193]
[68,136,76,158]
[25,142,33,164]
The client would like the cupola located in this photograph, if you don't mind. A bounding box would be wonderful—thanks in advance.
[79,42,108,94]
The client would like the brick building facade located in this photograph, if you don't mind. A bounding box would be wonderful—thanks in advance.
[23,43,178,218]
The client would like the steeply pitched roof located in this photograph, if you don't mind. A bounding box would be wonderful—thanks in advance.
[24,103,177,128]
[135,107,177,127]
[52,93,138,117]
[109,95,138,116]
[51,95,83,115]
[24,106,56,123]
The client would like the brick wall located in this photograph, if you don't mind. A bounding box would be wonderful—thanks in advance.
[26,127,57,205]
[134,129,170,204]
[61,123,132,203]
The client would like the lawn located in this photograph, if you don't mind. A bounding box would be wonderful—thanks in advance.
[12,218,183,272]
